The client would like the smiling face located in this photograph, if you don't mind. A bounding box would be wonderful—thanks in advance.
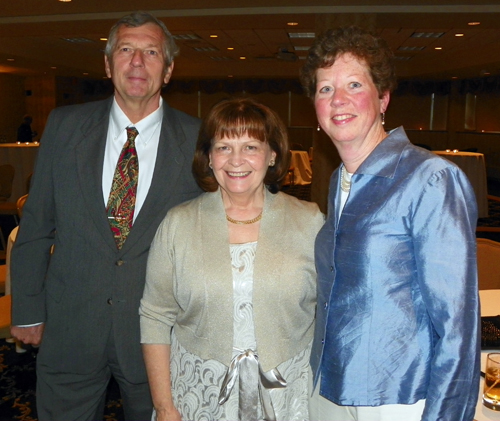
[209,134,276,200]
[314,53,390,156]
[104,23,173,117]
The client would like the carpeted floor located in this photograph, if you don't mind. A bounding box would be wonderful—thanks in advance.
[0,342,125,421]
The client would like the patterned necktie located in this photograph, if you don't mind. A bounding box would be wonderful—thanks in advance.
[106,126,139,249]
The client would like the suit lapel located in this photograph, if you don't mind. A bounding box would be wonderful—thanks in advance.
[122,103,190,252]
[75,98,117,251]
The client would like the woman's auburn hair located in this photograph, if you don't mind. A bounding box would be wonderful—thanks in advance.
[300,25,397,99]
[192,97,291,193]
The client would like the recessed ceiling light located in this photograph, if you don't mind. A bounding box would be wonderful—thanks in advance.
[452,76,458,79]
[50,66,57,69]
[100,38,108,41]
[468,21,481,26]
[288,32,315,39]
[227,47,234,51]
[83,72,89,75]
[61,37,94,43]
[58,0,72,2]
[210,35,218,38]
[455,33,464,37]
[411,32,444,38]
[398,46,425,51]
[228,75,233,78]
[287,22,299,26]
[7,58,14,61]
[193,47,218,52]
[172,34,200,40]
[435,47,443,50]
[239,56,246,60]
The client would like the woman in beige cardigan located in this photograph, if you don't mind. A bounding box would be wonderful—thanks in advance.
[140,97,324,421]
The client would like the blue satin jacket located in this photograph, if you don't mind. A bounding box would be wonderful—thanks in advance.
[312,127,480,421]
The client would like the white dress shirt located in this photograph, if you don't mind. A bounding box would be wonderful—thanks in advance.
[102,97,163,222]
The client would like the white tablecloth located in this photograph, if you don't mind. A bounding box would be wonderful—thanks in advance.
[476,290,500,420]
[434,151,489,218]
[0,143,39,202]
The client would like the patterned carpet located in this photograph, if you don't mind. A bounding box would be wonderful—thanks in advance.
[0,341,125,421]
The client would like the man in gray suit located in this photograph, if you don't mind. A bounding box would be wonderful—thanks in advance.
[10,12,201,421]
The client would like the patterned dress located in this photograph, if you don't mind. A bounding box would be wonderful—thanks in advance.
[167,242,311,421]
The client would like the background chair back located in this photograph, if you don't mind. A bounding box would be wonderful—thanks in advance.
[477,238,500,290]
[0,164,15,201]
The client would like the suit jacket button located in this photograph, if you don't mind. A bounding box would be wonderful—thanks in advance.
[116,259,124,266]
[324,302,328,309]
[107,298,113,305]
[329,266,334,272]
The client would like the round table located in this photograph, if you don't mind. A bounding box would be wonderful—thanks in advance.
[434,151,489,218]
[476,289,500,421]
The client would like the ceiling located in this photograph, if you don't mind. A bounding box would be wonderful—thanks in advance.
[2,0,500,82]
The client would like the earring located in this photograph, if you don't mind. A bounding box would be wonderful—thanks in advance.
[317,124,321,132]
[381,112,385,126]
[269,160,275,167]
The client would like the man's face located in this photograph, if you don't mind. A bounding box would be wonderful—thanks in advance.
[104,23,173,109]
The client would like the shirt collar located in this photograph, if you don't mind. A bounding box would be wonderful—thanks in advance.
[109,97,163,146]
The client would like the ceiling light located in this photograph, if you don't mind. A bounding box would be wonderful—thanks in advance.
[193,47,218,52]
[209,56,233,61]
[62,37,94,43]
[100,38,108,41]
[172,34,200,40]
[411,32,445,38]
[455,33,464,37]
[239,56,246,60]
[288,32,315,39]
[468,22,481,26]
[287,22,299,26]
[7,58,14,61]
[398,46,425,51]
[227,47,234,50]
[58,0,72,2]
[210,35,218,38]
[435,47,443,50]
[83,72,89,75]
[50,66,57,69]
[452,76,458,79]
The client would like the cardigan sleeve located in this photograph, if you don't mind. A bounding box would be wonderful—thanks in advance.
[139,212,178,345]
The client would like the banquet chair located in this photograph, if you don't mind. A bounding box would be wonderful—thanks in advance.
[0,164,15,201]
[476,238,500,290]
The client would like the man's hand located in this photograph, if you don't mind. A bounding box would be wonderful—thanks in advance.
[11,323,45,346]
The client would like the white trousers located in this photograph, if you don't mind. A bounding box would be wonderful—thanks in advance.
[309,372,426,421]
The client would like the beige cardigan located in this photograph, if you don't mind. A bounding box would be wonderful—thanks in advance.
[140,188,324,371]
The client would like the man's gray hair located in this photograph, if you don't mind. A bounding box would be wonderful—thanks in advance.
[105,11,179,67]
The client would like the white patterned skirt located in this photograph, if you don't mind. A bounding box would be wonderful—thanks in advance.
[166,331,311,421]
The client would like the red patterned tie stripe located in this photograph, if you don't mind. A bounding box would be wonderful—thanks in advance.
[106,127,139,249]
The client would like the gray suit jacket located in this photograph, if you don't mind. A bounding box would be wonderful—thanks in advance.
[11,97,202,383]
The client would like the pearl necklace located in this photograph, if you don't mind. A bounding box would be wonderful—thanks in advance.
[226,211,263,225]
[341,166,351,193]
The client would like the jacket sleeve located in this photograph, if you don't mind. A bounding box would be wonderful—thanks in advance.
[412,165,480,421]
[10,109,60,326]
[139,212,178,344]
